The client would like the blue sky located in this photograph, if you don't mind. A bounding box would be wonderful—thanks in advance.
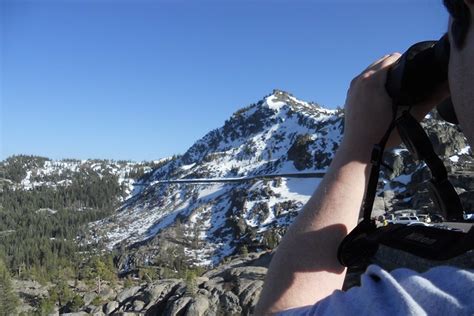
[1,0,449,161]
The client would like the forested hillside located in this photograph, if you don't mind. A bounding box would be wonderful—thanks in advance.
[0,155,156,284]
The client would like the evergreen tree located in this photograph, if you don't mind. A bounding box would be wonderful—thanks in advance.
[0,258,19,315]
[185,269,198,297]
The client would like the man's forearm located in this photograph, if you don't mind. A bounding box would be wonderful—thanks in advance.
[256,143,371,314]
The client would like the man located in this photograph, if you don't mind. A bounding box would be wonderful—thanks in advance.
[256,0,474,314]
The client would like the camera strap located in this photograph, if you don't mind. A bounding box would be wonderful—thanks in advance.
[361,108,464,223]
[396,111,464,221]
[338,105,472,268]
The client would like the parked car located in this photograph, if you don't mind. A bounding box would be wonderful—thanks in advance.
[394,216,420,225]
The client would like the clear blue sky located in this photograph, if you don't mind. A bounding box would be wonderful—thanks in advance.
[1,0,449,161]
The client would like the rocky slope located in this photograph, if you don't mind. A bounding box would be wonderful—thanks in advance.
[85,90,473,275]
[17,248,473,316]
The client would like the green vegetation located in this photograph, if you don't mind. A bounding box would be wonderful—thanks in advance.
[185,269,198,297]
[79,254,117,292]
[0,155,207,312]
[0,155,50,183]
[0,155,126,284]
[0,258,19,315]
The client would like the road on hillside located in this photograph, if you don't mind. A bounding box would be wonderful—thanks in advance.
[134,172,326,186]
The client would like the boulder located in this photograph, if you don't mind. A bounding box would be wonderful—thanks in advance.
[239,280,264,314]
[186,295,210,316]
[219,291,241,314]
[195,276,209,286]
[225,266,267,281]
[141,279,181,309]
[82,292,97,306]
[99,286,116,301]
[133,300,146,311]
[91,305,104,315]
[104,301,119,315]
[164,296,192,315]
[116,286,142,303]
[202,277,226,294]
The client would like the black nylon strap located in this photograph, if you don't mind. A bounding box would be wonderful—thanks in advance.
[396,112,464,221]
[362,101,399,222]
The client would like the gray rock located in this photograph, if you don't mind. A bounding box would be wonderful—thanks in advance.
[91,305,104,314]
[99,286,116,301]
[83,305,96,313]
[174,283,187,296]
[186,295,210,316]
[239,280,264,314]
[195,276,209,286]
[104,301,119,314]
[164,296,192,315]
[219,291,241,314]
[116,286,142,303]
[142,279,181,310]
[83,292,98,306]
[203,277,226,294]
[197,289,209,296]
[225,266,267,281]
[12,279,50,297]
[133,299,145,311]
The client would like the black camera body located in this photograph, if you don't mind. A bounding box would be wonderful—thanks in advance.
[386,34,458,124]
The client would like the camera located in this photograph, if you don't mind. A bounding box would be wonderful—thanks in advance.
[385,34,458,124]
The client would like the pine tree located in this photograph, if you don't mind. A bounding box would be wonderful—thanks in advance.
[239,244,249,256]
[185,269,198,297]
[0,258,19,315]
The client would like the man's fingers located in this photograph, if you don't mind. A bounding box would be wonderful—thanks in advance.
[363,52,401,72]
[374,52,402,71]
[364,54,391,71]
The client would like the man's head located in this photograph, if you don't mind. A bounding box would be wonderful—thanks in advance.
[444,0,474,147]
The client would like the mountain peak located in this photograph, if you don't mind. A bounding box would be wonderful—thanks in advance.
[271,89,293,98]
[265,89,323,112]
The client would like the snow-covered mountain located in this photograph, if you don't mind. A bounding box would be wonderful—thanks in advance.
[84,90,473,272]
[0,156,159,202]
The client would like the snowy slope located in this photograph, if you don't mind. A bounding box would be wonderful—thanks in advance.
[85,90,473,272]
[2,157,156,201]
[85,90,342,269]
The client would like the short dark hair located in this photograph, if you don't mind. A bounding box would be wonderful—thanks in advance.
[444,0,471,49]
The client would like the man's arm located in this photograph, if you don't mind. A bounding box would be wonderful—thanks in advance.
[254,142,371,313]
[255,52,447,314]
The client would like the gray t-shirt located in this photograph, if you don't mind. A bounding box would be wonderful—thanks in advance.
[278,265,474,315]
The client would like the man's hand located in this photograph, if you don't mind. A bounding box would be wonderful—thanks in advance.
[342,53,450,155]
